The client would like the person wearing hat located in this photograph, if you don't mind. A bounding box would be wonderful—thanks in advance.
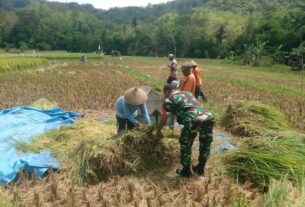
[190,60,207,101]
[157,84,214,178]
[180,62,196,96]
[167,54,178,84]
[115,87,151,133]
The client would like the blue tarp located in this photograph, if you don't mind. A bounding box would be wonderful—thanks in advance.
[0,106,80,185]
[211,133,236,154]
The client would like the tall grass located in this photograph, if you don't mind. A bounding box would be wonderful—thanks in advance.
[224,133,305,187]
[39,52,104,60]
[0,57,46,73]
[263,178,305,207]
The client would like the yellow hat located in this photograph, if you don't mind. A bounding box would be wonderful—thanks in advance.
[124,87,148,105]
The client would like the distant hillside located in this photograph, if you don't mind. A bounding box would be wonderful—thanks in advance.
[0,0,304,59]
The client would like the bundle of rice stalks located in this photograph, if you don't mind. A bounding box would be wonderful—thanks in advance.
[263,178,305,207]
[224,132,305,187]
[31,98,58,110]
[15,120,178,184]
[221,102,291,137]
[118,127,178,172]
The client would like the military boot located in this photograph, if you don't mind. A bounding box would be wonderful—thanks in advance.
[192,163,205,176]
[176,165,192,178]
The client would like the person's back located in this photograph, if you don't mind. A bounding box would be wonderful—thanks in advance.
[193,67,202,85]
[181,74,196,96]
[164,90,212,124]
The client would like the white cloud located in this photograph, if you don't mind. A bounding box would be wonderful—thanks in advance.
[47,0,172,9]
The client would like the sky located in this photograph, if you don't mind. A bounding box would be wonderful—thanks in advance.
[47,0,172,10]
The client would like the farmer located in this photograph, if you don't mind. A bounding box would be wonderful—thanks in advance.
[180,62,196,96]
[190,60,207,101]
[167,54,178,84]
[157,84,214,178]
[116,87,151,133]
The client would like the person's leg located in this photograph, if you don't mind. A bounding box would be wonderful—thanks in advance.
[195,85,200,99]
[193,120,213,175]
[116,116,127,133]
[199,86,208,102]
[126,119,136,130]
[177,122,197,177]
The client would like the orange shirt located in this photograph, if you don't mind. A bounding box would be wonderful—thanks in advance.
[181,74,196,96]
[193,67,202,85]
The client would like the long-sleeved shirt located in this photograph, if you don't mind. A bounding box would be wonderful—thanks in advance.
[193,67,202,85]
[180,74,196,96]
[115,96,151,125]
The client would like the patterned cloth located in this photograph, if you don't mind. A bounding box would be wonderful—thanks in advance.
[163,91,214,166]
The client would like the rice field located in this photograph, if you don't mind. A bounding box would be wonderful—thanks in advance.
[119,57,305,131]
[0,57,46,73]
[0,53,305,207]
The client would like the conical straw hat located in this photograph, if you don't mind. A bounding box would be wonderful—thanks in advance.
[190,60,197,67]
[124,87,148,105]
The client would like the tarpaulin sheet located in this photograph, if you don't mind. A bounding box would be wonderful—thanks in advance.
[0,106,80,185]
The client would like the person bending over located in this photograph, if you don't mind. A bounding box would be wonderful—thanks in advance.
[116,87,151,133]
[157,84,214,178]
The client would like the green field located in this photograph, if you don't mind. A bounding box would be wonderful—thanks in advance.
[0,53,305,207]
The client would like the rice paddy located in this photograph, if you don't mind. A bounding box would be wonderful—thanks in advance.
[0,53,305,206]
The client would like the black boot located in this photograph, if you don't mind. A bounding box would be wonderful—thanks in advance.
[176,165,192,178]
[192,163,205,176]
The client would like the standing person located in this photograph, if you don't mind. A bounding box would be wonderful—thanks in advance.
[180,62,196,96]
[191,60,207,102]
[167,54,178,84]
[157,84,214,178]
[116,87,151,133]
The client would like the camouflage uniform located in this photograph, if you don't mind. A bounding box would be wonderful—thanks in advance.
[163,91,214,167]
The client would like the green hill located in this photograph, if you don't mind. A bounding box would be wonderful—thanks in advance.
[0,0,304,59]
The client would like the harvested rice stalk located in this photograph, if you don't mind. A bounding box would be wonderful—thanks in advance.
[221,102,291,137]
[31,98,58,110]
[15,120,179,184]
[224,133,305,187]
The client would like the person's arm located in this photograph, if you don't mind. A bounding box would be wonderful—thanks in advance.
[139,103,151,125]
[157,106,167,138]
[180,77,186,91]
[123,104,138,125]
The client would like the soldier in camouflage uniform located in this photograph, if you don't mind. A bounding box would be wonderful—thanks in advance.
[157,84,214,178]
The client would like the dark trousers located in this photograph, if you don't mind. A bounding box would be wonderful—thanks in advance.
[116,116,136,133]
[167,76,177,84]
[195,85,206,99]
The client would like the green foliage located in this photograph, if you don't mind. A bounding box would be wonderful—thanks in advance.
[0,0,304,59]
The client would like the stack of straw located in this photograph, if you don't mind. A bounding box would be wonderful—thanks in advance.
[221,101,291,137]
[15,120,178,184]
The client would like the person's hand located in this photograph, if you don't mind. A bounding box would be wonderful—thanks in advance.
[136,122,144,130]
[156,130,164,139]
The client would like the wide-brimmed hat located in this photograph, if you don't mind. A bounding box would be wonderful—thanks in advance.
[124,87,148,105]
[168,54,174,59]
[190,60,197,67]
